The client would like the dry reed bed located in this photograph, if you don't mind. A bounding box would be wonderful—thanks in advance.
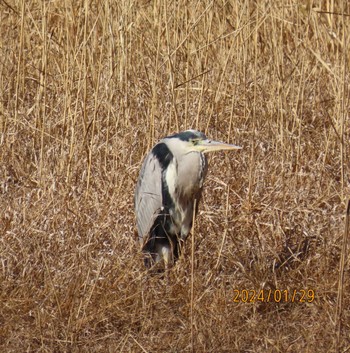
[0,0,349,352]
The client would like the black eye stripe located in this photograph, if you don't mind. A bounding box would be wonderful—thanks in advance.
[168,130,207,141]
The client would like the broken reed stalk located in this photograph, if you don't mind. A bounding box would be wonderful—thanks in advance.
[190,198,197,353]
[335,199,350,353]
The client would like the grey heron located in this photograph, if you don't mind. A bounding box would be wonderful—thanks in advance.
[134,130,241,268]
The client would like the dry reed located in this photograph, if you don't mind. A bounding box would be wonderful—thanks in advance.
[0,0,349,352]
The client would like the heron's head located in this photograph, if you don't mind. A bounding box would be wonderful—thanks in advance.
[168,129,242,154]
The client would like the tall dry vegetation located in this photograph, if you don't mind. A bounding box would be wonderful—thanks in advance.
[0,0,349,352]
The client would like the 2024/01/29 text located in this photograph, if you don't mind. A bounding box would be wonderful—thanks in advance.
[233,289,315,303]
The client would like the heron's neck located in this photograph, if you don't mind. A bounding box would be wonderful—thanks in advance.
[176,152,206,197]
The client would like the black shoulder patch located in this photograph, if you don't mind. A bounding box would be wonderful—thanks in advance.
[151,142,175,210]
[152,143,173,170]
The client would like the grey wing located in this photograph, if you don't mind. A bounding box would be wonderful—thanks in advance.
[134,152,163,243]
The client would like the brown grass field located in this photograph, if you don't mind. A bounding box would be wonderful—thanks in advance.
[1,0,350,352]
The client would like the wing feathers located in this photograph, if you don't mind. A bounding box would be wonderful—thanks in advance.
[134,152,163,242]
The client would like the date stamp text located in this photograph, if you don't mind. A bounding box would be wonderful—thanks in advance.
[233,289,315,303]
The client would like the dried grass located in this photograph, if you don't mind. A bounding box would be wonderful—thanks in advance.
[1,0,350,352]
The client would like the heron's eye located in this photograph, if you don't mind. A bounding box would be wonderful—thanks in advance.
[191,139,199,145]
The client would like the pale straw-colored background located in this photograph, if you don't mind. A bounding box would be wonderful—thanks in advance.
[1,1,349,352]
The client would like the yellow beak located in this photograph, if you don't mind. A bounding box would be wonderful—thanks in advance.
[198,139,242,153]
